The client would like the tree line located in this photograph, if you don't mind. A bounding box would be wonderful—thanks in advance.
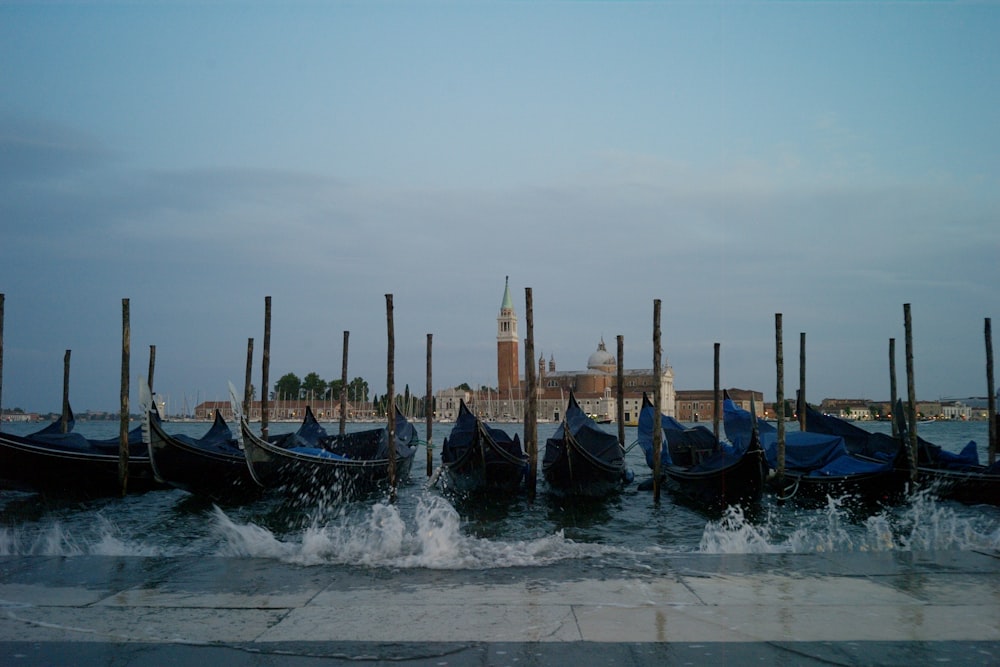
[272,372,370,403]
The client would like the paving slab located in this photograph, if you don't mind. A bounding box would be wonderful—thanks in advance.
[0,551,998,665]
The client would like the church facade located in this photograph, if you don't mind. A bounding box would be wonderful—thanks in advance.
[528,337,677,424]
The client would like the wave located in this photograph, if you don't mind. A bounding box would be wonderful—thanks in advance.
[2,487,998,563]
[700,487,1000,554]
[212,492,624,568]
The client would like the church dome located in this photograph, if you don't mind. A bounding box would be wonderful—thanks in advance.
[587,339,616,371]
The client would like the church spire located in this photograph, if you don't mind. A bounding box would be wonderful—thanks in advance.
[500,275,514,311]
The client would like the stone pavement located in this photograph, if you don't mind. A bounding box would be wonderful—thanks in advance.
[1,549,998,665]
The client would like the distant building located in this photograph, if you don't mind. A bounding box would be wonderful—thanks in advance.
[1,411,41,423]
[530,338,676,424]
[941,400,973,421]
[441,278,677,424]
[819,398,879,420]
[676,388,762,422]
[434,387,472,421]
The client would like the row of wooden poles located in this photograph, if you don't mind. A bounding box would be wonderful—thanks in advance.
[0,293,996,499]
[771,305,998,486]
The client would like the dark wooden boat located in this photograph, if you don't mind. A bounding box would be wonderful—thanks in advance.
[145,408,260,500]
[723,393,907,505]
[440,400,527,495]
[804,403,1000,506]
[241,405,418,501]
[637,393,766,510]
[0,406,163,496]
[542,392,630,497]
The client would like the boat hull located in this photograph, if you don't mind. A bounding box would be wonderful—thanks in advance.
[915,466,1000,506]
[441,446,527,495]
[440,402,527,495]
[768,467,909,506]
[0,430,162,496]
[241,421,417,501]
[542,436,626,498]
[663,446,768,510]
[542,393,628,498]
[147,414,260,500]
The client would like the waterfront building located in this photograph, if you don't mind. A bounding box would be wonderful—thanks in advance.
[434,386,471,422]
[819,398,881,420]
[675,388,763,422]
[485,278,676,424]
[941,400,974,421]
[0,411,41,423]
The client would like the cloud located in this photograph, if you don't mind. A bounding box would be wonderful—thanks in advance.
[0,115,112,184]
[2,124,996,412]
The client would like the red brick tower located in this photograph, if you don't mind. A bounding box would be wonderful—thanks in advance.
[496,276,519,402]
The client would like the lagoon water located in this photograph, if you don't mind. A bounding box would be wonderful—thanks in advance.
[1,418,998,572]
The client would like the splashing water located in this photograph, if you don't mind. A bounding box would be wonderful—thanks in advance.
[212,492,621,568]
[700,488,1000,554]
[0,514,163,557]
[1,482,997,563]
[699,505,781,554]
[878,487,1000,551]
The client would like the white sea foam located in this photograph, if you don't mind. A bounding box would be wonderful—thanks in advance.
[212,492,619,568]
[700,488,1000,554]
[0,514,163,557]
[2,485,997,562]
[698,505,781,554]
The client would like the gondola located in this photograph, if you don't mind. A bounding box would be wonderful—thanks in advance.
[145,407,260,500]
[637,393,766,510]
[542,392,631,497]
[440,399,527,495]
[0,406,163,496]
[804,403,1000,506]
[723,393,908,505]
[240,404,419,501]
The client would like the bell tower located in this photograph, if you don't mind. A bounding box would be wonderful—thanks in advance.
[496,276,519,402]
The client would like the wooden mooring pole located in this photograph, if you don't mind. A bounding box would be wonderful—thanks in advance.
[243,338,254,420]
[713,342,720,443]
[147,344,156,395]
[652,299,662,504]
[62,350,71,433]
[425,333,433,477]
[986,318,996,466]
[119,298,130,496]
[904,303,918,481]
[617,335,625,447]
[0,293,4,422]
[524,287,537,502]
[889,338,898,437]
[798,332,806,432]
[775,313,786,482]
[340,331,349,437]
[385,294,397,500]
[261,296,271,439]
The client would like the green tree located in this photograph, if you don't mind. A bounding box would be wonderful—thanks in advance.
[274,373,301,400]
[327,379,344,400]
[347,377,369,402]
[456,382,472,391]
[301,372,328,399]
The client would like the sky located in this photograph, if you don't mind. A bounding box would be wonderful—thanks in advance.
[1,1,998,415]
